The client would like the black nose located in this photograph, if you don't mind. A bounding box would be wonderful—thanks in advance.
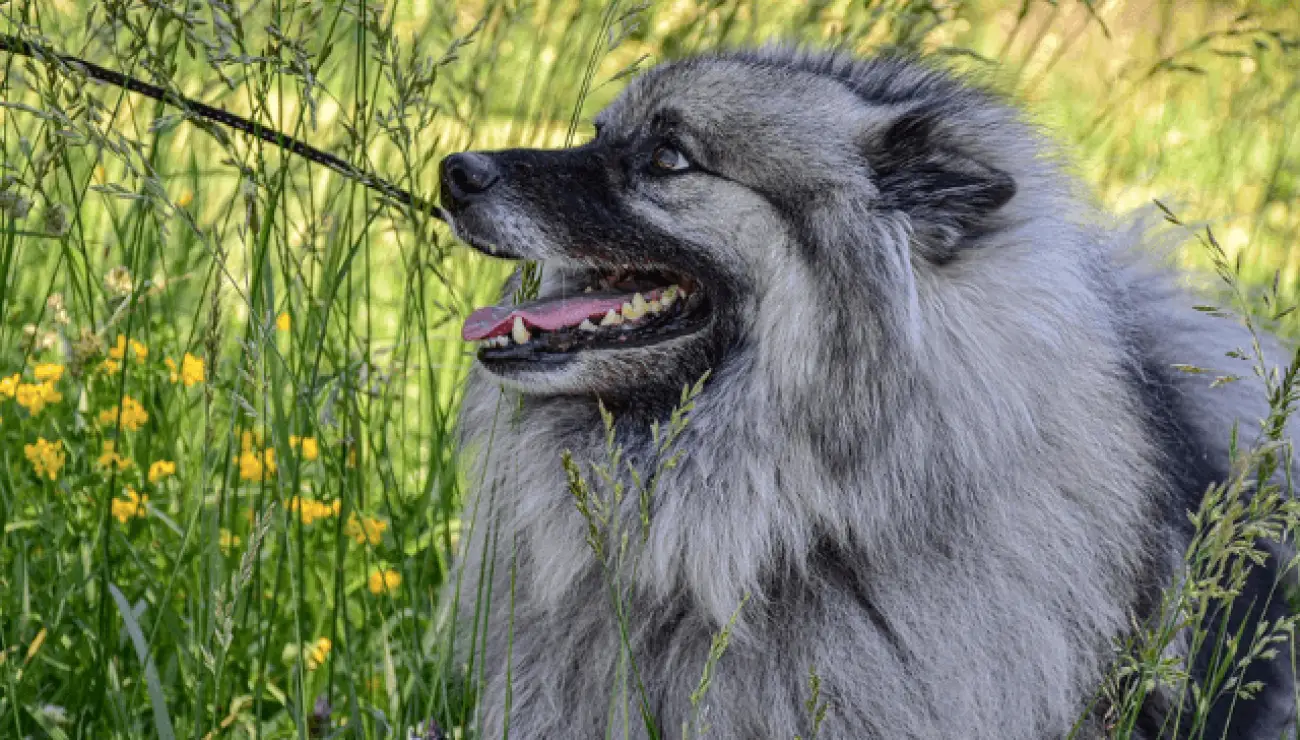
[439,153,500,210]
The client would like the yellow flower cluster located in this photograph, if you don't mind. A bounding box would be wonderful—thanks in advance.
[236,431,277,482]
[288,496,341,525]
[96,441,133,472]
[367,568,401,596]
[33,363,63,382]
[148,460,176,484]
[97,396,148,431]
[15,380,62,415]
[288,435,319,461]
[111,487,148,524]
[5,364,65,416]
[24,438,66,481]
[276,312,291,332]
[164,353,205,386]
[304,637,332,670]
[344,514,387,546]
[108,334,149,364]
[218,528,241,553]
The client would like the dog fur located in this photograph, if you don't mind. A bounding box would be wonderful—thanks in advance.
[443,48,1295,739]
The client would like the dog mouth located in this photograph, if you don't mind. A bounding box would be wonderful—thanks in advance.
[462,266,708,364]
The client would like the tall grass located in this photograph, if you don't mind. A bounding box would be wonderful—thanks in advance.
[0,0,1298,737]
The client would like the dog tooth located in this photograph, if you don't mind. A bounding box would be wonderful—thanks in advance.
[622,300,644,320]
[511,316,531,345]
[583,286,594,293]
[661,286,678,305]
[600,309,623,326]
[647,299,663,314]
[578,318,598,332]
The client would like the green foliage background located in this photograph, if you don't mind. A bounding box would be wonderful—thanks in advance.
[0,0,1298,737]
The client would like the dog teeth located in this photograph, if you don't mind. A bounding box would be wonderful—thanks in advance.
[647,299,663,314]
[511,316,531,345]
[660,285,678,307]
[578,318,598,332]
[623,293,648,320]
[480,336,509,348]
[600,309,623,326]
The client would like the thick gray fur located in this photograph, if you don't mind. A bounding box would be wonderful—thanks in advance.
[446,47,1295,739]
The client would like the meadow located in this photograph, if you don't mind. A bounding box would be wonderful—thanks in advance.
[1,0,1299,737]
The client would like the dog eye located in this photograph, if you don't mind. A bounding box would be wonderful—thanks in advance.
[651,145,691,173]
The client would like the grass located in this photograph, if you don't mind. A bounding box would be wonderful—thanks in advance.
[0,0,1298,737]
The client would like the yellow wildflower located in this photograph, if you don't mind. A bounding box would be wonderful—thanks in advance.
[101,358,122,375]
[164,357,178,383]
[180,353,205,386]
[176,190,194,208]
[367,568,401,596]
[24,438,66,481]
[97,396,148,431]
[111,487,148,524]
[32,363,64,383]
[108,335,148,364]
[0,373,20,397]
[148,460,176,483]
[289,435,320,461]
[276,312,291,332]
[96,441,133,472]
[15,384,41,413]
[305,637,332,670]
[287,496,339,525]
[218,528,241,553]
[15,382,61,415]
[236,433,276,482]
[238,448,268,482]
[239,429,262,452]
[344,514,387,546]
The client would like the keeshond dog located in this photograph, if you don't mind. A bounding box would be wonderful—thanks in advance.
[440,48,1295,738]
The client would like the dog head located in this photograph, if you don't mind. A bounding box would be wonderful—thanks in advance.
[444,49,1036,399]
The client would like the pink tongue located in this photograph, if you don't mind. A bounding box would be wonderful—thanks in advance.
[462,295,631,341]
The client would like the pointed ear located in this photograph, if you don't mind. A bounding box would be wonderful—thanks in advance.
[867,107,1016,263]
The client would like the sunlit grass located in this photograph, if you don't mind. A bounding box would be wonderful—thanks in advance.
[1,0,1298,737]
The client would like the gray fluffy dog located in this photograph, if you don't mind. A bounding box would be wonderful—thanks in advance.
[439,48,1295,738]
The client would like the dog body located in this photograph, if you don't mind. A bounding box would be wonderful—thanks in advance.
[446,49,1294,738]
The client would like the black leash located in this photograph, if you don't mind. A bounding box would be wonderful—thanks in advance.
[0,34,447,222]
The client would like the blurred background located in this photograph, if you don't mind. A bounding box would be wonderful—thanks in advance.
[1,0,1297,737]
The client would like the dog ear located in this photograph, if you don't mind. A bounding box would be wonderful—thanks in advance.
[867,107,1016,263]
